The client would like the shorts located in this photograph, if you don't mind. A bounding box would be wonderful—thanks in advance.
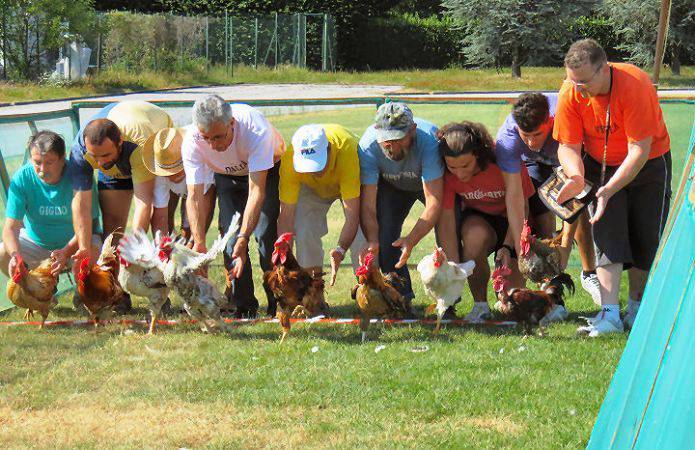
[524,160,555,218]
[97,171,133,191]
[459,207,509,255]
[584,151,672,270]
[293,185,366,270]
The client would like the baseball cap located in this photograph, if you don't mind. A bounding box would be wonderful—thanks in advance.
[291,124,329,173]
[374,102,415,143]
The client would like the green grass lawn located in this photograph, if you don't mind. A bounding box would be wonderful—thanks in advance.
[0,102,693,448]
[1,64,694,103]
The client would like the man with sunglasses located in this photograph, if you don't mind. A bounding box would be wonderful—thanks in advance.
[554,39,672,336]
[182,95,285,318]
[358,102,444,306]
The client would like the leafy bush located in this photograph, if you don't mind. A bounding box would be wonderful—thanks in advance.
[341,13,464,70]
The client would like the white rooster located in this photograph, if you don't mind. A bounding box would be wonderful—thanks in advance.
[417,247,476,334]
[158,216,239,333]
[117,229,171,335]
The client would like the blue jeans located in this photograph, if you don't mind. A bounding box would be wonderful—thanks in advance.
[375,178,426,300]
[214,164,280,315]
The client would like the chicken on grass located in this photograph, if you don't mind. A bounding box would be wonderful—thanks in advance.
[417,247,475,334]
[76,233,124,331]
[492,265,574,336]
[158,216,239,333]
[351,251,410,343]
[263,232,330,343]
[117,229,171,334]
[7,255,58,329]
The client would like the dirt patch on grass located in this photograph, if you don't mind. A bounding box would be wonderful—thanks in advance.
[0,402,319,448]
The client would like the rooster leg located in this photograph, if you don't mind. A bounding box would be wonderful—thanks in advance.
[433,314,443,335]
[148,311,158,335]
[360,315,369,343]
[39,312,48,330]
[279,329,289,344]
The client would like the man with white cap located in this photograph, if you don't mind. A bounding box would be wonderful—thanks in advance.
[142,128,215,238]
[182,95,284,318]
[358,102,444,304]
[276,124,365,286]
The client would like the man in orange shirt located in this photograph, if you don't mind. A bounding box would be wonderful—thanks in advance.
[554,39,671,337]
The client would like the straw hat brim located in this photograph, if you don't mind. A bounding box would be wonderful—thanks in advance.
[142,128,185,176]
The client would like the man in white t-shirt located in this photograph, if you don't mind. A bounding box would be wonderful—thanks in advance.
[182,95,284,318]
[143,128,216,238]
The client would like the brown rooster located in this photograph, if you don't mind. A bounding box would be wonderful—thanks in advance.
[7,255,58,329]
[492,265,574,336]
[76,233,124,330]
[517,220,564,284]
[264,232,329,343]
[351,251,410,343]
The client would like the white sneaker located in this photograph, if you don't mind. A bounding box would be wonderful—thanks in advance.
[465,303,492,323]
[577,311,624,337]
[623,300,640,330]
[581,272,602,306]
[542,304,569,324]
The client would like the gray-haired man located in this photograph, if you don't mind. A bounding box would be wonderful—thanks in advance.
[181,95,285,317]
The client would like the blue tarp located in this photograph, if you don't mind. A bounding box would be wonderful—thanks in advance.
[588,122,695,450]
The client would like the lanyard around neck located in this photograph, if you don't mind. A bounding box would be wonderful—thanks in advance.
[600,66,614,186]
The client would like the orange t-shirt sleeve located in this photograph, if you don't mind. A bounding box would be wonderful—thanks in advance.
[552,85,584,146]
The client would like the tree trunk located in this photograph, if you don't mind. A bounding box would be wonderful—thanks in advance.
[511,44,522,78]
[669,43,681,76]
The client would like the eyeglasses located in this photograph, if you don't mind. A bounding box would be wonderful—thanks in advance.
[564,64,604,88]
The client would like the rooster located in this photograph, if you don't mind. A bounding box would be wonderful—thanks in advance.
[117,229,171,334]
[158,217,238,333]
[517,220,563,284]
[264,232,329,343]
[351,251,410,343]
[417,247,475,334]
[76,233,124,330]
[492,265,574,336]
[6,256,58,329]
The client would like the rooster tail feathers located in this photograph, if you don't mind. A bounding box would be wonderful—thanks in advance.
[544,273,575,304]
[457,260,476,277]
[97,232,118,266]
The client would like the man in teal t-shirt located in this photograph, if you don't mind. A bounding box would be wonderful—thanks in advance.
[0,131,102,279]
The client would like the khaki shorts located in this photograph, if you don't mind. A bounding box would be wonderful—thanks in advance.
[294,186,366,270]
[0,229,102,274]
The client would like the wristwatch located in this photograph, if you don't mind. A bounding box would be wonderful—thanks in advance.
[335,245,347,256]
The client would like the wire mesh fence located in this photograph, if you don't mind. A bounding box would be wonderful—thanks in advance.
[0,10,337,81]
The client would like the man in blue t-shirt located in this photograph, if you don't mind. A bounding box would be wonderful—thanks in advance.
[0,131,102,287]
[358,102,444,302]
[495,92,600,303]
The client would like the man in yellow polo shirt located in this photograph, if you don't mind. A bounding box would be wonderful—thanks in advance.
[277,124,365,286]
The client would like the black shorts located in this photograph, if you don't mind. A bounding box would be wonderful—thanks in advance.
[525,160,555,218]
[459,207,509,255]
[97,171,134,191]
[584,151,672,270]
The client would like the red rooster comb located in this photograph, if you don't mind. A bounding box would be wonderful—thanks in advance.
[433,247,445,268]
[275,232,293,245]
[355,251,375,277]
[491,265,511,293]
[520,220,533,256]
[491,265,512,278]
[11,254,27,283]
[77,257,91,282]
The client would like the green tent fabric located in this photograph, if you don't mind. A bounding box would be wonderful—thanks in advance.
[588,121,695,449]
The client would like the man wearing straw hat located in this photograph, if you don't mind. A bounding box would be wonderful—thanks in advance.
[555,39,672,336]
[276,123,366,287]
[142,128,216,239]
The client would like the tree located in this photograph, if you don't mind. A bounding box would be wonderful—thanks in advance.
[602,0,694,75]
[443,0,594,78]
